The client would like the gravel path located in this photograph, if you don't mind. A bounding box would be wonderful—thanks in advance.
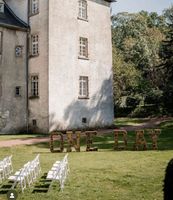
[0,137,49,147]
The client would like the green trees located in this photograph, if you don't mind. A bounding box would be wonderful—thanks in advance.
[159,6,173,113]
[112,8,172,117]
[112,47,140,107]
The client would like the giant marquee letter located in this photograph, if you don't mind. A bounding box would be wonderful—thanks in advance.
[114,129,127,150]
[146,129,161,150]
[85,131,98,151]
[133,130,147,150]
[66,131,81,152]
[50,132,64,153]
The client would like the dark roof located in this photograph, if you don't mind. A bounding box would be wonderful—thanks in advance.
[0,1,28,31]
[105,0,116,2]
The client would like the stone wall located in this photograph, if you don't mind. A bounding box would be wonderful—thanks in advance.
[0,110,9,130]
[48,0,114,131]
[28,0,49,133]
[1,0,114,133]
[0,27,27,134]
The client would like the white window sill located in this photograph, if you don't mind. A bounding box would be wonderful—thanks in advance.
[77,17,88,22]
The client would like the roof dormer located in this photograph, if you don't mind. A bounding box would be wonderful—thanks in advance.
[0,1,4,14]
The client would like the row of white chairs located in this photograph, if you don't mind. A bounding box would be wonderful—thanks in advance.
[46,154,69,190]
[8,154,41,193]
[0,155,13,183]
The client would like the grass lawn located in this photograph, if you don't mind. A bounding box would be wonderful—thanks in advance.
[0,120,173,200]
[114,117,150,127]
[0,134,47,141]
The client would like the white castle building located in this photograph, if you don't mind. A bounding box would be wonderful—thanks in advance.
[0,0,114,133]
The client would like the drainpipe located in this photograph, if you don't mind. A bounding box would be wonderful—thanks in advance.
[26,0,30,133]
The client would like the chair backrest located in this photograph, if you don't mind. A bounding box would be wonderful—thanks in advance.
[32,154,40,167]
[63,154,68,164]
[3,157,8,166]
[0,161,5,173]
[8,155,12,165]
[19,167,27,179]
[23,162,30,175]
[35,154,40,162]
[0,161,4,168]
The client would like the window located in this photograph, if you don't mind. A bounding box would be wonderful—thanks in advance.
[15,46,22,57]
[15,86,21,97]
[78,0,87,20]
[31,75,39,97]
[31,34,39,56]
[0,3,4,13]
[30,0,39,15]
[82,117,87,123]
[79,76,89,98]
[0,32,2,55]
[32,119,37,126]
[79,37,88,58]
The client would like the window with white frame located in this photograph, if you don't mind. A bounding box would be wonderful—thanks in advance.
[78,0,87,20]
[15,46,23,57]
[30,0,39,15]
[79,37,88,58]
[79,76,89,98]
[31,34,39,56]
[31,75,39,97]
[0,3,4,13]
[0,31,2,55]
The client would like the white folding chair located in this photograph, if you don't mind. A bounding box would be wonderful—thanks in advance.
[24,162,34,187]
[2,155,13,178]
[57,155,69,190]
[29,154,41,181]
[0,161,5,183]
[46,154,69,190]
[47,165,61,180]
[63,154,70,173]
[34,154,41,176]
[9,166,27,193]
[7,155,13,175]
[2,157,8,178]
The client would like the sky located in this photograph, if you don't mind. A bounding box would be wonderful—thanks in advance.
[111,0,173,15]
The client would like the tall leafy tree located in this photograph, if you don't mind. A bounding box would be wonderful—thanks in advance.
[160,6,173,113]
[112,47,140,107]
[112,11,167,116]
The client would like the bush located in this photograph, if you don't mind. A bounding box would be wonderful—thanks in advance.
[114,106,133,117]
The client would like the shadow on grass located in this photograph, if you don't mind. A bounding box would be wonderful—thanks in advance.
[32,173,52,193]
[0,175,53,195]
[158,120,173,129]
[158,129,173,150]
[114,118,149,127]
[0,134,48,138]
[0,181,15,195]
[28,129,173,151]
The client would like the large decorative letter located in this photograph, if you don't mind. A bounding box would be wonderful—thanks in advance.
[50,132,64,153]
[114,129,127,150]
[146,129,161,150]
[133,130,147,150]
[85,131,98,151]
[66,131,81,152]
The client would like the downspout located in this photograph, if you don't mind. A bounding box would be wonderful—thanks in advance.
[47,0,50,133]
[26,0,30,133]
